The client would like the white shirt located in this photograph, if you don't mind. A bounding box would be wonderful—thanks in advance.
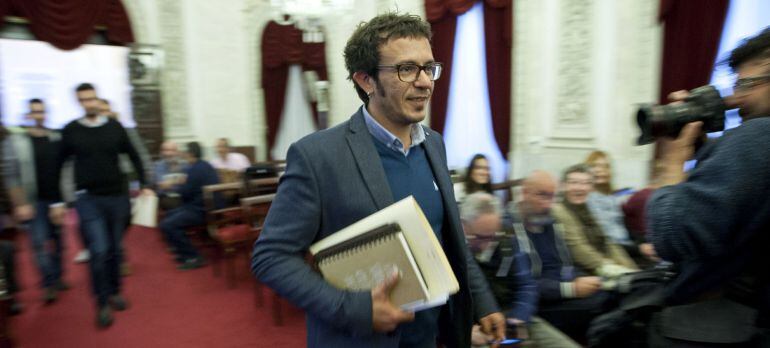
[209,152,251,172]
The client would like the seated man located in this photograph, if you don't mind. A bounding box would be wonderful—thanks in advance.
[462,192,579,347]
[159,141,219,270]
[209,138,250,172]
[511,170,615,341]
[153,140,188,210]
[551,164,637,277]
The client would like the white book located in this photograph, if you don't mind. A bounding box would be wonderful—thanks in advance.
[310,196,459,311]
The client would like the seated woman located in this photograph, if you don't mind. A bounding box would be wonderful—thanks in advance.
[551,164,637,278]
[455,154,493,202]
[584,151,658,264]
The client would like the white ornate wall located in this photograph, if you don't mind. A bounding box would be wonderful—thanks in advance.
[511,0,661,189]
[124,0,661,187]
[124,0,424,160]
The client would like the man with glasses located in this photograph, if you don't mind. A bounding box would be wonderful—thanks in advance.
[510,170,613,341]
[252,12,506,348]
[646,27,770,346]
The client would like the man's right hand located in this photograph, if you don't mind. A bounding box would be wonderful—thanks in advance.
[371,270,414,332]
[573,276,602,298]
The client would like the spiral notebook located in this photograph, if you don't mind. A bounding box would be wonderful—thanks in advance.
[310,196,459,311]
[314,223,429,310]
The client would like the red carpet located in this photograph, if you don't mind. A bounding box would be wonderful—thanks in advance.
[10,214,306,348]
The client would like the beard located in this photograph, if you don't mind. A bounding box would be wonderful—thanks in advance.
[85,107,100,117]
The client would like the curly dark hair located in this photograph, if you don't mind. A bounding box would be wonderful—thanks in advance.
[729,26,770,71]
[343,12,432,105]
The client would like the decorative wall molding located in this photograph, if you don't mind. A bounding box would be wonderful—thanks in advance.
[511,0,659,189]
[548,0,595,146]
[158,0,192,138]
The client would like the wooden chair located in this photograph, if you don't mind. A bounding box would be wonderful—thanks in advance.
[241,192,293,326]
[202,182,245,282]
[491,178,523,203]
[240,195,275,308]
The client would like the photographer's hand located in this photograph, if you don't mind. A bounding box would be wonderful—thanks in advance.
[658,121,702,186]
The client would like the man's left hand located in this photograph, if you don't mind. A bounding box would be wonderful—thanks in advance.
[13,204,35,222]
[140,188,156,196]
[479,312,506,348]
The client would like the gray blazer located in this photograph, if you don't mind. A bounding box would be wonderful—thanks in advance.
[251,109,499,348]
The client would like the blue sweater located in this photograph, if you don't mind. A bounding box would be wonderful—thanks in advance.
[647,117,770,326]
[371,138,445,345]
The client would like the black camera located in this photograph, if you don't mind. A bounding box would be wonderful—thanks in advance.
[635,85,726,145]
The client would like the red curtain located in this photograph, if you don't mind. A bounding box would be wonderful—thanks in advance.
[484,1,512,160]
[426,0,513,158]
[261,21,327,159]
[657,0,729,104]
[0,0,134,50]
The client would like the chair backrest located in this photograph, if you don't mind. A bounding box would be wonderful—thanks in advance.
[241,194,276,231]
[202,182,245,231]
[217,169,243,184]
[490,178,523,203]
[202,182,244,209]
[246,177,280,196]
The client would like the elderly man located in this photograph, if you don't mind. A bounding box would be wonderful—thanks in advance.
[462,192,579,347]
[252,12,505,348]
[510,171,614,341]
[152,141,185,187]
[153,140,188,211]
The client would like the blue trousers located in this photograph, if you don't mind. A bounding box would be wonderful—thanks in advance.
[160,206,204,260]
[28,200,64,288]
[74,193,130,307]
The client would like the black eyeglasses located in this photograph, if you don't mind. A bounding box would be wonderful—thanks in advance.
[377,62,443,82]
[734,74,770,92]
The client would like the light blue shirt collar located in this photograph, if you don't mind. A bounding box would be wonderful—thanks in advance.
[361,106,426,156]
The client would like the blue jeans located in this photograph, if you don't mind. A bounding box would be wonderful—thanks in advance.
[74,193,130,307]
[28,200,64,288]
[160,206,204,260]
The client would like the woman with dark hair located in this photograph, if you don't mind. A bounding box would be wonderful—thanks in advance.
[456,154,493,202]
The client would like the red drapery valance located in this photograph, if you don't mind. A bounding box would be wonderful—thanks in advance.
[261,20,327,159]
[0,0,134,50]
[425,0,512,159]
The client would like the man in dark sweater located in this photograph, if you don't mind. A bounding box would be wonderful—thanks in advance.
[647,27,770,346]
[9,99,70,304]
[159,141,218,270]
[58,83,151,328]
[510,171,613,341]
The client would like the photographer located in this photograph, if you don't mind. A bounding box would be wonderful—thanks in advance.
[646,27,770,347]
